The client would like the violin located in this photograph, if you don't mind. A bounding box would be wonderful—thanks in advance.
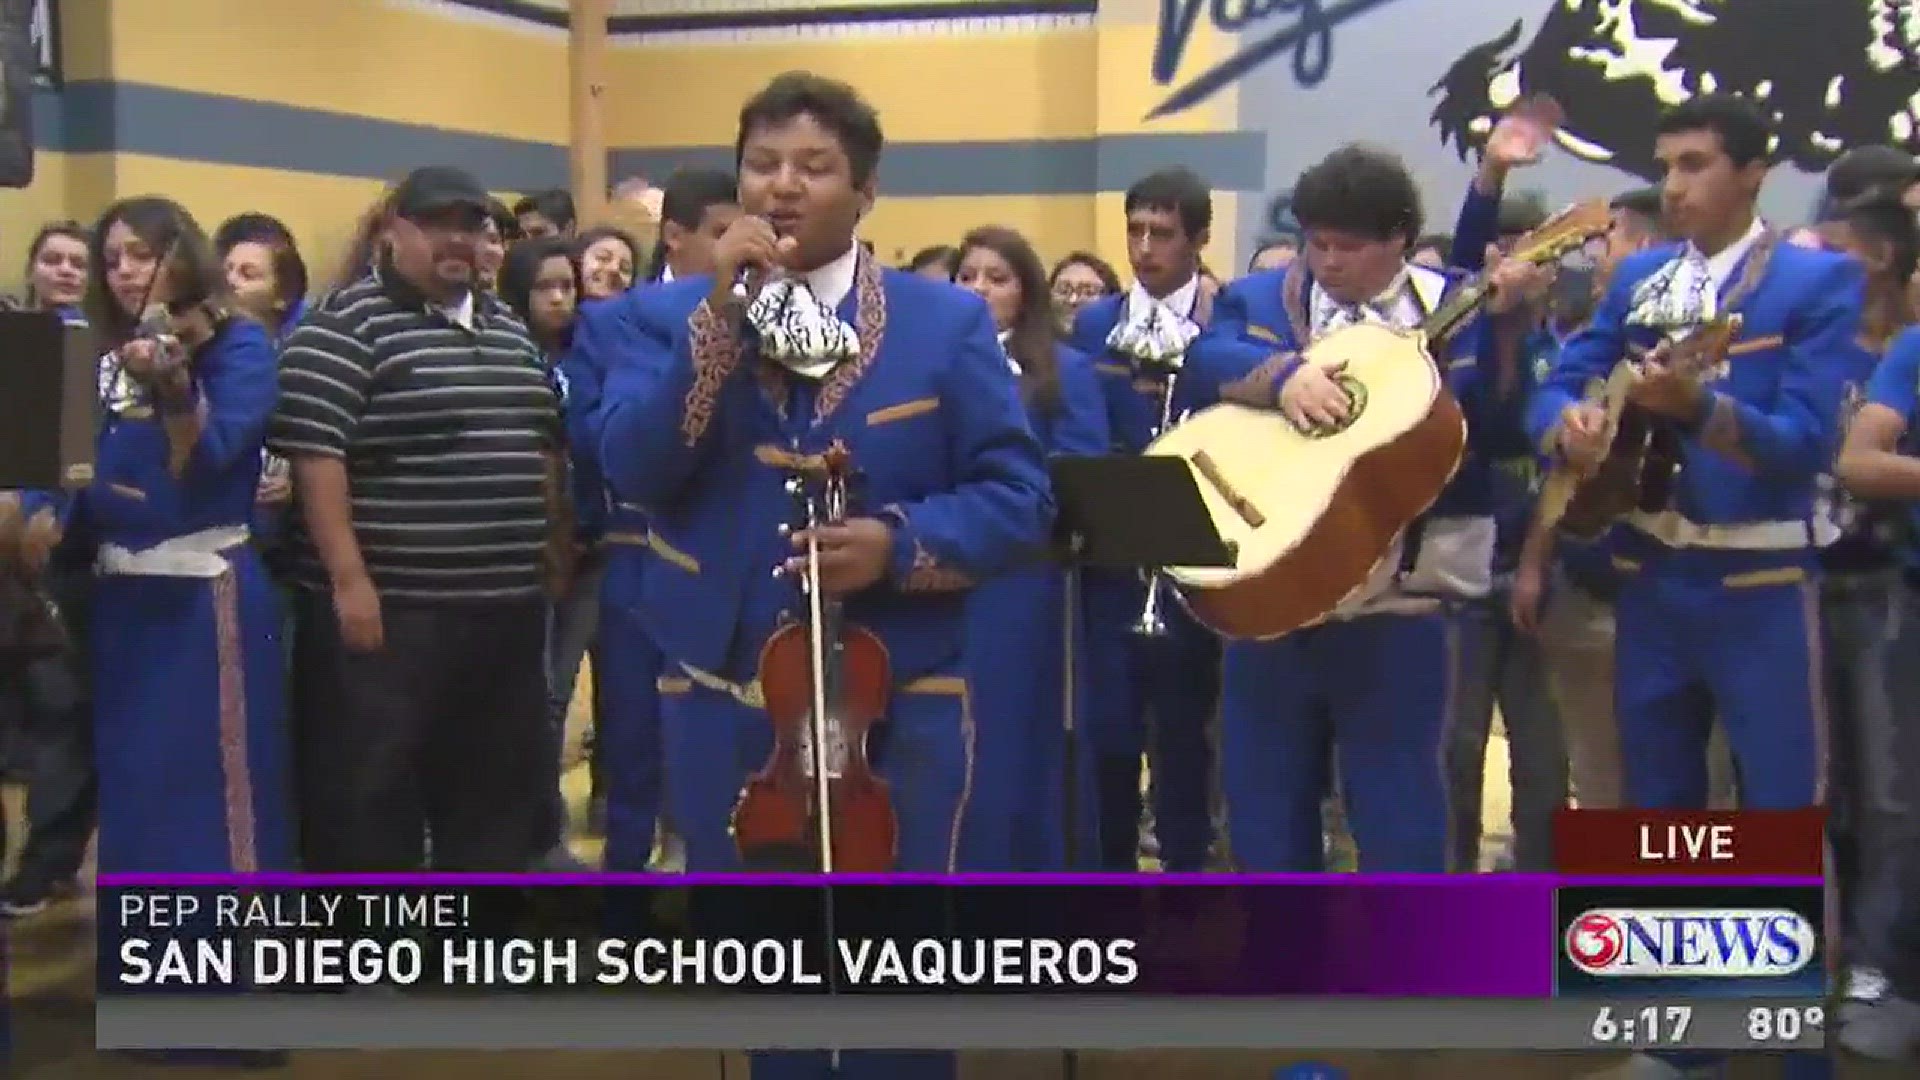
[731,441,898,872]
[112,237,235,476]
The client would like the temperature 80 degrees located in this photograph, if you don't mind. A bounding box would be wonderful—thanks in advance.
[1747,1004,1824,1044]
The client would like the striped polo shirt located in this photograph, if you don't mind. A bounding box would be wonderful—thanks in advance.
[267,266,560,602]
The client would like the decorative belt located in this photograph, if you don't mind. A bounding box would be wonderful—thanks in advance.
[98,526,251,578]
[1626,510,1823,552]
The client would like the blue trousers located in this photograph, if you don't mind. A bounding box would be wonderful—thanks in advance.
[1221,608,1470,872]
[1082,570,1219,870]
[961,565,1100,870]
[659,670,979,1080]
[596,545,662,870]
[1615,562,1828,1078]
[1613,566,1823,809]
[94,547,294,872]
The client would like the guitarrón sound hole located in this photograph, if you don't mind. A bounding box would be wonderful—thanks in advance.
[1294,375,1368,439]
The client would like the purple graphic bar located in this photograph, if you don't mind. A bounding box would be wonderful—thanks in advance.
[95,874,1817,997]
[99,872,1821,888]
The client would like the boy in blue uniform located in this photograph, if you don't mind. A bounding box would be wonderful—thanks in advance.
[1182,144,1506,872]
[1067,166,1221,871]
[586,73,1051,1080]
[566,167,741,871]
[1834,299,1920,1064]
[1531,95,1863,1080]
[1530,94,1861,816]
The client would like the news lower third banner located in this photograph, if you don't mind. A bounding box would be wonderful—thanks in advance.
[95,873,1827,1052]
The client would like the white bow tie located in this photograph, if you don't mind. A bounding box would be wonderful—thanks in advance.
[1106,300,1198,369]
[748,278,860,379]
[1627,250,1720,335]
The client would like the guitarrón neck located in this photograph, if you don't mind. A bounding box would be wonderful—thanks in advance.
[1419,275,1493,347]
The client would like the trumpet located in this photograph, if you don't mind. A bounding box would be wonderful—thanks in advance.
[1131,361,1186,639]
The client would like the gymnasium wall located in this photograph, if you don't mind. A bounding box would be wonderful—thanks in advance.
[3,0,1266,290]
[5,0,568,290]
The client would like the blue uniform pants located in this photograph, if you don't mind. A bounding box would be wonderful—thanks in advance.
[595,545,662,870]
[658,670,979,1080]
[1613,567,1824,809]
[1615,562,1829,1078]
[1220,608,1470,873]
[961,565,1096,870]
[1082,571,1219,870]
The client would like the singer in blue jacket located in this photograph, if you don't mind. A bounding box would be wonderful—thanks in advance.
[589,73,1051,1080]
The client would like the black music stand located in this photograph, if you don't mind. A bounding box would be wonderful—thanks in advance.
[0,310,95,491]
[1048,454,1236,570]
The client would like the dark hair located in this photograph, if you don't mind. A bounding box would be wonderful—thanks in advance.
[1246,235,1298,272]
[1411,233,1451,257]
[86,196,228,346]
[213,211,310,327]
[958,225,1061,412]
[736,71,884,185]
[1844,189,1920,281]
[485,198,521,242]
[1655,93,1773,167]
[1123,167,1212,239]
[22,219,88,307]
[498,236,579,349]
[1609,186,1664,217]
[1049,251,1122,296]
[335,190,396,292]
[512,189,577,232]
[651,167,738,280]
[574,224,643,292]
[1497,191,1549,236]
[1291,145,1424,245]
[907,244,960,277]
[1841,189,1920,346]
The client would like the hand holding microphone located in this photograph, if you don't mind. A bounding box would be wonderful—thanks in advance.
[708,216,799,313]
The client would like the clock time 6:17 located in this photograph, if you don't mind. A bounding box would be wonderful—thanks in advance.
[1591,1004,1695,1045]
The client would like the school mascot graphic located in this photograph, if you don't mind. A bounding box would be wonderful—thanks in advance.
[1428,0,1920,181]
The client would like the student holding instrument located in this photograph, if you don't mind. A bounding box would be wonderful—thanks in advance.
[586,72,1051,1080]
[1181,145,1514,873]
[1532,95,1864,1080]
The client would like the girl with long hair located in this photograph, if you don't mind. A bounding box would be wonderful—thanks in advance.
[83,196,292,877]
[19,220,89,322]
[953,225,1109,870]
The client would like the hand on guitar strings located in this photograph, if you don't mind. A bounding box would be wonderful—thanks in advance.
[1625,339,1708,421]
[1484,245,1557,315]
[1279,361,1352,430]
[782,518,894,597]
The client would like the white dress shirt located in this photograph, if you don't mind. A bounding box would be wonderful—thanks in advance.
[1124,273,1200,323]
[799,242,861,311]
[1689,216,1766,297]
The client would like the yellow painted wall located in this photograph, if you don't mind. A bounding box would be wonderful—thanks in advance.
[111,0,568,146]
[612,19,1099,266]
[1,0,559,292]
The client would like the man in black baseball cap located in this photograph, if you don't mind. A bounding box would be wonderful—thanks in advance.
[387,165,493,304]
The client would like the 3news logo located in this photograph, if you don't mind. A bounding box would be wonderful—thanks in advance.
[1553,886,1826,998]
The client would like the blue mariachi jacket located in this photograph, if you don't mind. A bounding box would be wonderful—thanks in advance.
[86,317,279,552]
[1182,260,1500,521]
[1028,344,1110,458]
[567,288,675,543]
[1525,235,1867,571]
[588,257,1054,684]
